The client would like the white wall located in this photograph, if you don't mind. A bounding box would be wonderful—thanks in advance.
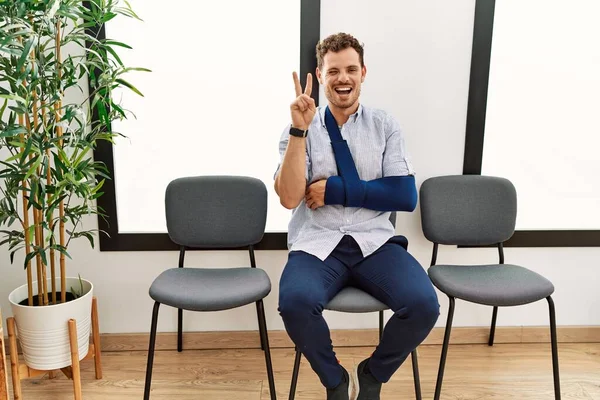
[1,0,599,334]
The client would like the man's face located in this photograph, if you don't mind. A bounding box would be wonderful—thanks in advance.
[317,47,366,110]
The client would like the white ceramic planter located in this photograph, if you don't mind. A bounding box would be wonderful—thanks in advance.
[8,278,93,371]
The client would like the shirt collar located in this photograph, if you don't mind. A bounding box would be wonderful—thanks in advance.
[319,103,363,127]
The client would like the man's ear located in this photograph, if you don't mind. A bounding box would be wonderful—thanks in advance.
[316,67,323,84]
[361,65,367,83]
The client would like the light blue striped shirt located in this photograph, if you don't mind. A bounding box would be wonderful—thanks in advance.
[275,104,415,261]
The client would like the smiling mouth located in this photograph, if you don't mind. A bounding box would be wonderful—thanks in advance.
[335,87,352,96]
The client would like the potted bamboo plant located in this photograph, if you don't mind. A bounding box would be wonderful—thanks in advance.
[0,0,146,371]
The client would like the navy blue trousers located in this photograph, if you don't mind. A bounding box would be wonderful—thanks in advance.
[279,235,439,388]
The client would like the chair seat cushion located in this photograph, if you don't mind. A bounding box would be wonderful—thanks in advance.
[149,267,271,311]
[428,264,554,306]
[326,287,388,313]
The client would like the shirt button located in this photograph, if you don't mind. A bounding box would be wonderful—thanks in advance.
[346,219,350,223]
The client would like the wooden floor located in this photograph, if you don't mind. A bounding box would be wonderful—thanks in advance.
[7,343,600,399]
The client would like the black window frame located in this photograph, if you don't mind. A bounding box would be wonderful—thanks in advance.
[89,0,320,251]
[463,0,600,247]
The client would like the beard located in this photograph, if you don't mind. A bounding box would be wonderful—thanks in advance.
[325,85,361,109]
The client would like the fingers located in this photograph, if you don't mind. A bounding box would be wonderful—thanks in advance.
[306,199,322,210]
[294,72,314,98]
[301,94,315,108]
[292,97,308,112]
[306,95,316,112]
[292,94,313,112]
[305,191,312,207]
[305,193,323,210]
[300,94,314,109]
[293,72,302,97]
[305,189,313,207]
[304,73,313,96]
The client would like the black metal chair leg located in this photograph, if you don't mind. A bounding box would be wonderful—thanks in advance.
[143,302,161,400]
[177,308,183,352]
[379,310,384,340]
[289,348,302,400]
[256,302,266,351]
[379,310,421,400]
[411,349,422,400]
[547,296,561,400]
[434,296,455,400]
[257,300,277,400]
[488,306,498,346]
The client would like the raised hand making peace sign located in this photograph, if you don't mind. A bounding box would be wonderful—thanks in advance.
[290,72,316,131]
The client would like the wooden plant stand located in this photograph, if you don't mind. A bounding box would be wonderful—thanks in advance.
[6,297,102,400]
[1,310,9,400]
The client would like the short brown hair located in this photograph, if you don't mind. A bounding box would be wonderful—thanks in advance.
[316,32,364,70]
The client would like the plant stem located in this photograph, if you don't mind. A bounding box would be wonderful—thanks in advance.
[29,33,49,307]
[14,31,34,307]
[55,17,66,303]
[23,117,43,307]
[18,114,34,307]
[40,99,57,304]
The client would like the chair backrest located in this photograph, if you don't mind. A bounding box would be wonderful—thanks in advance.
[165,176,267,248]
[419,175,517,246]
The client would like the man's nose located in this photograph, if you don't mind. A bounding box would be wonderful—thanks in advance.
[338,72,350,83]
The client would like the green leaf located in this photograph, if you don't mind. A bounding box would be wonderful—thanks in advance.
[39,248,47,267]
[27,225,36,244]
[0,126,27,138]
[0,94,26,104]
[11,246,23,265]
[28,182,41,210]
[24,250,37,270]
[96,100,109,126]
[110,101,126,118]
[91,179,105,194]
[104,45,123,66]
[77,231,95,249]
[83,47,107,66]
[52,152,67,179]
[16,37,35,75]
[101,12,118,24]
[4,152,21,163]
[115,78,143,97]
[73,148,90,168]
[47,0,61,19]
[118,67,152,75]
[119,1,142,20]
[1,23,31,32]
[104,40,132,49]
[20,137,33,165]
[0,98,7,119]
[24,155,43,181]
[53,246,72,260]
[94,169,111,180]
[57,148,71,168]
[0,47,21,56]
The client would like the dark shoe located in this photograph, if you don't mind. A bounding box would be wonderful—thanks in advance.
[354,358,382,400]
[326,365,352,400]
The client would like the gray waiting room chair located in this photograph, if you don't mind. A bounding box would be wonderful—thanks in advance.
[288,213,422,400]
[143,176,277,400]
[419,175,560,400]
